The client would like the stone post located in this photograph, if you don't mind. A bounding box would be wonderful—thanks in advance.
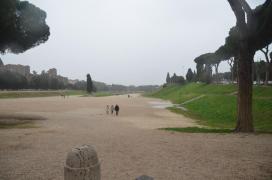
[64,145,100,180]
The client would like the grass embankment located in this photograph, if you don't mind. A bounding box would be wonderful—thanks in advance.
[0,90,115,99]
[149,83,272,133]
[0,90,86,99]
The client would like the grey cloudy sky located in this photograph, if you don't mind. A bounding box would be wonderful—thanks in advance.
[2,0,264,85]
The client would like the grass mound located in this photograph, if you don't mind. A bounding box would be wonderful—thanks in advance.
[149,83,272,133]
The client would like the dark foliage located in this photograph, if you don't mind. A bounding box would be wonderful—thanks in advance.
[0,0,50,54]
[186,68,194,82]
[86,74,94,93]
[166,72,170,84]
[166,73,185,85]
[0,70,28,89]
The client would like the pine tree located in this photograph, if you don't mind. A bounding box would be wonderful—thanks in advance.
[166,72,170,84]
[86,74,93,93]
[186,68,194,82]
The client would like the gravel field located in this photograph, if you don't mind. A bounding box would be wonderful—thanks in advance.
[0,95,271,180]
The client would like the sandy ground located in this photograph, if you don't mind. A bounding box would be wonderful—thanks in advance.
[0,94,271,180]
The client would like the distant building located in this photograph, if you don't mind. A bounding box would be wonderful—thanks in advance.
[47,68,57,77]
[0,64,30,77]
[0,59,71,86]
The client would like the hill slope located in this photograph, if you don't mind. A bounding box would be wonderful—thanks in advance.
[149,83,272,132]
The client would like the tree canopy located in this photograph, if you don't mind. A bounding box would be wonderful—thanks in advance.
[86,74,94,93]
[186,68,194,82]
[194,53,221,65]
[227,0,272,132]
[166,72,170,84]
[0,0,50,54]
[227,0,272,51]
[195,27,240,67]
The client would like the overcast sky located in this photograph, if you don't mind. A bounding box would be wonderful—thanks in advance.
[2,0,265,85]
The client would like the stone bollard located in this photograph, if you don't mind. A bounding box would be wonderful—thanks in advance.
[64,145,100,180]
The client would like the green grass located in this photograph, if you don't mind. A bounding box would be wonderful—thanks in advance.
[0,90,86,99]
[162,127,232,133]
[0,122,38,129]
[150,83,272,133]
[148,83,237,104]
[161,127,271,134]
[253,86,272,98]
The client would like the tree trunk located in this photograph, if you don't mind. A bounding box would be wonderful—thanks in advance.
[261,46,270,85]
[228,58,234,83]
[233,57,238,83]
[257,68,261,85]
[230,66,233,83]
[235,44,255,132]
[265,62,270,85]
[215,63,219,84]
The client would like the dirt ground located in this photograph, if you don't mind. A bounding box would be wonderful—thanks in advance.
[0,95,271,180]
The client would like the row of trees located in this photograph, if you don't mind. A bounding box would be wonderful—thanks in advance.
[193,0,272,132]
[186,59,272,84]
[166,72,186,85]
[175,0,271,132]
[0,70,67,90]
[87,74,159,93]
[0,69,159,93]
[0,70,28,89]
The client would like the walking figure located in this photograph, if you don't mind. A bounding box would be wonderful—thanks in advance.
[110,105,114,115]
[115,104,120,116]
[60,93,66,98]
[106,105,110,114]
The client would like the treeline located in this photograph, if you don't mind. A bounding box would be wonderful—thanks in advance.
[91,82,159,92]
[0,70,28,89]
[163,72,186,87]
[0,70,69,90]
[185,60,272,84]
[0,69,159,92]
[166,73,186,85]
[164,59,272,86]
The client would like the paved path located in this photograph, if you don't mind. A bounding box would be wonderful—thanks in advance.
[0,95,271,180]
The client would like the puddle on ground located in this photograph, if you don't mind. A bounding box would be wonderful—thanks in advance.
[149,101,188,111]
[149,101,173,109]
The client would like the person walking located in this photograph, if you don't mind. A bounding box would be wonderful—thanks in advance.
[106,105,110,114]
[115,104,120,116]
[110,105,114,115]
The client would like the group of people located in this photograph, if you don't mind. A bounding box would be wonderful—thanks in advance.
[106,104,120,116]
